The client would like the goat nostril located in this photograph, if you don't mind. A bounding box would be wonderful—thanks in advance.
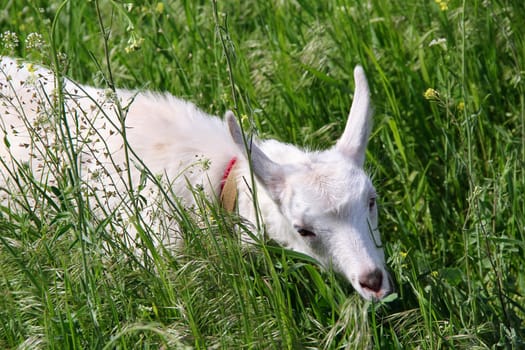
[359,269,383,293]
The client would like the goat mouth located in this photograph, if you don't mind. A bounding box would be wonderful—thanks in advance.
[346,269,392,301]
[357,284,392,301]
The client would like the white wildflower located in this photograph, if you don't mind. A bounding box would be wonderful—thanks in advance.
[1,31,19,50]
[25,32,45,50]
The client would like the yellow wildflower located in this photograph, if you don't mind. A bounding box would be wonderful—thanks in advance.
[424,88,439,100]
[24,63,38,84]
[125,31,144,53]
[457,101,465,112]
[435,0,449,11]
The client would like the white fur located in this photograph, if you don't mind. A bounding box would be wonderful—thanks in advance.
[0,57,391,300]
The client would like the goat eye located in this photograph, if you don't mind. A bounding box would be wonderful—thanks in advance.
[369,197,376,211]
[297,228,316,237]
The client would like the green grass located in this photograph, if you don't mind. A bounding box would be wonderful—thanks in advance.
[1,0,524,348]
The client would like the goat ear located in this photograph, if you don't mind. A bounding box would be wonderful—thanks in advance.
[225,111,286,203]
[335,65,373,167]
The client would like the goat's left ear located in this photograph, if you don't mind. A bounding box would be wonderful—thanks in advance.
[335,65,373,167]
[225,111,287,203]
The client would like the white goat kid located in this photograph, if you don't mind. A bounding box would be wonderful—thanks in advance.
[0,57,391,300]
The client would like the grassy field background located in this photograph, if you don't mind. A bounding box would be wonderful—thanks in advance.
[1,0,524,348]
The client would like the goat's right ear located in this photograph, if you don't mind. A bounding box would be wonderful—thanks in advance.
[225,111,286,203]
